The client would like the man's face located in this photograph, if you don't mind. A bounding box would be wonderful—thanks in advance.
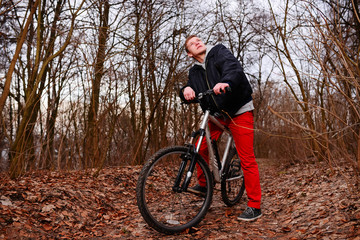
[186,37,206,58]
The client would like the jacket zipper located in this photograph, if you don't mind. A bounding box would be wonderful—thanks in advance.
[204,59,221,112]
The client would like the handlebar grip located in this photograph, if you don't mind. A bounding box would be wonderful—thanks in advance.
[220,86,231,93]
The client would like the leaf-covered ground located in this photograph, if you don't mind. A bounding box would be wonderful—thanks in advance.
[1,159,360,239]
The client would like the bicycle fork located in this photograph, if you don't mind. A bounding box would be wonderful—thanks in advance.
[172,110,211,193]
[171,146,198,193]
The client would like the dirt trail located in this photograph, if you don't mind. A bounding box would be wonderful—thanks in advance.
[0,159,359,239]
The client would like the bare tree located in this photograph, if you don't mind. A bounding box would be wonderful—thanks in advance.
[8,0,85,178]
[83,0,110,169]
[263,0,360,185]
[0,0,39,127]
[308,0,360,171]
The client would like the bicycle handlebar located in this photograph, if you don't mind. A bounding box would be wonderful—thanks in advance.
[197,86,231,100]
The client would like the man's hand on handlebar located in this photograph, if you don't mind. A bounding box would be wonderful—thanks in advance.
[183,86,196,101]
[213,83,230,95]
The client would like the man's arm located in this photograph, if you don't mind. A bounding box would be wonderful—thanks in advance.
[215,44,247,90]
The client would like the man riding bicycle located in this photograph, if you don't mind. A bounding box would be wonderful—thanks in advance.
[180,35,262,221]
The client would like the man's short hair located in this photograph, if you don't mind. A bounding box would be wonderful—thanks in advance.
[185,34,198,53]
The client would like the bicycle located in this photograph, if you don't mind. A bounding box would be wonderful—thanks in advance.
[136,88,245,234]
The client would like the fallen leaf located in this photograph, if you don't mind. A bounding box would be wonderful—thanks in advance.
[225,209,232,217]
[282,226,291,232]
[42,223,52,231]
[42,204,56,212]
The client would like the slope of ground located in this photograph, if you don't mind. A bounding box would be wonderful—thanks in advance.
[0,159,359,239]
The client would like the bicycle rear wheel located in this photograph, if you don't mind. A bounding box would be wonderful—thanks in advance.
[136,146,213,234]
[221,147,245,206]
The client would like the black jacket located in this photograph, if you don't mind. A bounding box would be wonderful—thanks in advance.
[180,44,253,117]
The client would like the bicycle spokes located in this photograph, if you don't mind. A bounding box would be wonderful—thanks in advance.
[136,146,213,234]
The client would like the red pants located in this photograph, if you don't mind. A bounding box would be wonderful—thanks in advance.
[196,111,261,209]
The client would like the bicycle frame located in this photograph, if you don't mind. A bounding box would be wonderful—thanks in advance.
[190,109,234,183]
[173,109,234,193]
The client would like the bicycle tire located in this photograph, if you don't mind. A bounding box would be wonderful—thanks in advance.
[220,147,245,206]
[136,146,213,234]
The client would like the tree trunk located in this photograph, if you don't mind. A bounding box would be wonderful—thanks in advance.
[84,0,110,169]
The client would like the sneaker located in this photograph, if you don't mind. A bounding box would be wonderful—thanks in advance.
[188,184,207,196]
[237,207,262,221]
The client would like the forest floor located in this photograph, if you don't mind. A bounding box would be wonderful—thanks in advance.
[1,159,360,239]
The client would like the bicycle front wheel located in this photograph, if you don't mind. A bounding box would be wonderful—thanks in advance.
[221,147,245,206]
[136,146,213,234]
